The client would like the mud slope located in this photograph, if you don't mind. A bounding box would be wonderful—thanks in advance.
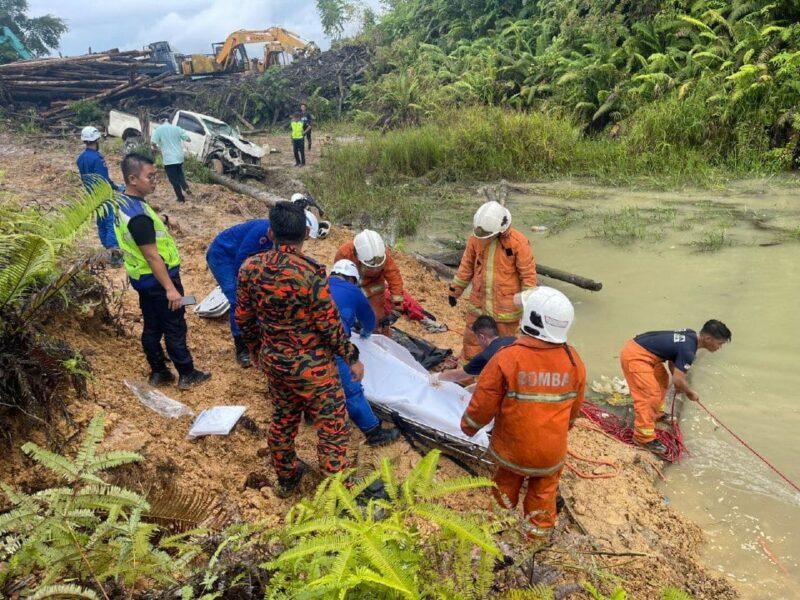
[0,130,737,599]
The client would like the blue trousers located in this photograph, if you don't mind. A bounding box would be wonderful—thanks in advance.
[335,356,380,433]
[206,248,239,338]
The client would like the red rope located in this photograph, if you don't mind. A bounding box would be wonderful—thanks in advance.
[695,399,800,495]
[579,398,686,463]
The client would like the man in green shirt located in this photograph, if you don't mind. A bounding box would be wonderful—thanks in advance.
[151,120,192,203]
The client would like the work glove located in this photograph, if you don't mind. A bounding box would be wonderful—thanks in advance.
[448,295,457,308]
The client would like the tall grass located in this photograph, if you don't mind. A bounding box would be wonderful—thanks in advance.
[306,107,780,236]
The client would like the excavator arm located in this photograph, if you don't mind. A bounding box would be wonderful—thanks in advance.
[215,27,318,67]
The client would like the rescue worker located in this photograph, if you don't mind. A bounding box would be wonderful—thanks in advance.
[335,230,404,334]
[328,259,401,446]
[290,114,306,166]
[449,201,537,360]
[461,287,585,539]
[620,320,732,457]
[77,126,123,252]
[206,209,320,367]
[430,315,515,385]
[235,201,364,497]
[113,153,211,389]
[151,119,191,202]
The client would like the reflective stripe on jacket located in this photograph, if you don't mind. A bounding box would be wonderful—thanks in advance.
[334,240,404,305]
[113,195,180,281]
[461,336,586,476]
[450,227,537,322]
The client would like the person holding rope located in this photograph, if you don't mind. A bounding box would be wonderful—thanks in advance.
[461,287,585,540]
[620,320,731,457]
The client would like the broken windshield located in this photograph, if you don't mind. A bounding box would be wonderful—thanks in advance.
[202,118,238,139]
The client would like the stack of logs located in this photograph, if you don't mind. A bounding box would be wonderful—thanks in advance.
[0,49,180,120]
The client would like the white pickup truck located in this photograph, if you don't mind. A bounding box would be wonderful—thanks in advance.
[108,109,266,178]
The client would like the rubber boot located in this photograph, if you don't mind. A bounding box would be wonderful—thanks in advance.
[637,438,668,457]
[365,425,401,447]
[234,337,251,368]
[276,462,307,498]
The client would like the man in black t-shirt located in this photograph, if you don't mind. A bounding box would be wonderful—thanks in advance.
[431,315,515,386]
[620,319,731,456]
[300,103,312,150]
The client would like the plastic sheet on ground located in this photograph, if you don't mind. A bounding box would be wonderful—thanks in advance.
[353,334,489,448]
[125,380,194,419]
[188,406,247,439]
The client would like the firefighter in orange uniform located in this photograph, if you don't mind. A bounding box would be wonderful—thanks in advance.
[335,229,404,330]
[461,287,585,539]
[449,201,537,360]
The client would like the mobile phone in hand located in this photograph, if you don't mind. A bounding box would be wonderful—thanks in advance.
[181,295,197,306]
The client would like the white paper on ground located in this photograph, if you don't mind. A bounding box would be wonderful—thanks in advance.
[187,406,247,439]
[124,380,195,419]
[352,334,489,448]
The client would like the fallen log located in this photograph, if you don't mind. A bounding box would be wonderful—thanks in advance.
[208,173,285,206]
[415,252,602,291]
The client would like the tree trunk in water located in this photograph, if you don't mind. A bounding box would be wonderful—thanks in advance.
[415,252,602,291]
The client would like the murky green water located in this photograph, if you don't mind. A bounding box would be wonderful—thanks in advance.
[408,180,800,598]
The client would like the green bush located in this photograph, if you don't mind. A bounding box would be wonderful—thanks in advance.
[183,155,213,183]
[68,100,105,127]
[0,413,202,597]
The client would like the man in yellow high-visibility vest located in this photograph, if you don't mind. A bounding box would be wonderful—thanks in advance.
[291,113,306,166]
[113,153,211,390]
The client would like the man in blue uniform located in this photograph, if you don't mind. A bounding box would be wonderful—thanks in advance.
[77,126,124,251]
[114,153,211,390]
[328,259,400,446]
[620,319,732,456]
[206,209,320,367]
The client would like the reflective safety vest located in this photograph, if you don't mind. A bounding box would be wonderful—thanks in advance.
[450,227,537,323]
[461,337,586,476]
[113,196,180,281]
[291,121,305,139]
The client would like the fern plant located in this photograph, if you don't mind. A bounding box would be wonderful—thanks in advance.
[661,587,695,600]
[266,450,499,599]
[0,412,202,597]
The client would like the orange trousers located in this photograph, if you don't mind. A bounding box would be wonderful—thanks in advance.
[493,466,562,539]
[462,313,519,360]
[620,339,669,444]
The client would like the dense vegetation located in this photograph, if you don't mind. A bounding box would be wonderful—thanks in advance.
[306,0,800,235]
[357,0,800,161]
[0,0,67,63]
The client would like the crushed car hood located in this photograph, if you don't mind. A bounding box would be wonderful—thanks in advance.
[219,134,266,158]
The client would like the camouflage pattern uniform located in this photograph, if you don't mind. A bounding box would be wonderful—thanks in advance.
[235,244,359,480]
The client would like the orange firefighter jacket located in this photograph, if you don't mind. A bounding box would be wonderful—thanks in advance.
[335,240,404,306]
[461,336,586,476]
[450,228,537,323]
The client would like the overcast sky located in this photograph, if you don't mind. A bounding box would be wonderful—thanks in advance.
[27,0,381,57]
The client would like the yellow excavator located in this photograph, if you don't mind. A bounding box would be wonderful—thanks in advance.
[181,27,319,76]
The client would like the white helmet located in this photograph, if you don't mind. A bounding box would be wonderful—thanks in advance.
[353,230,386,268]
[81,126,102,142]
[291,192,306,202]
[520,286,574,344]
[331,259,360,283]
[473,201,511,239]
[304,210,319,239]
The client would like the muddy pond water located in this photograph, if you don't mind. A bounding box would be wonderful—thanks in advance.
[407,180,800,599]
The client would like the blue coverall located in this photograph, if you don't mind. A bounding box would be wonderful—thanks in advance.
[328,276,381,433]
[77,147,121,249]
[206,219,272,338]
